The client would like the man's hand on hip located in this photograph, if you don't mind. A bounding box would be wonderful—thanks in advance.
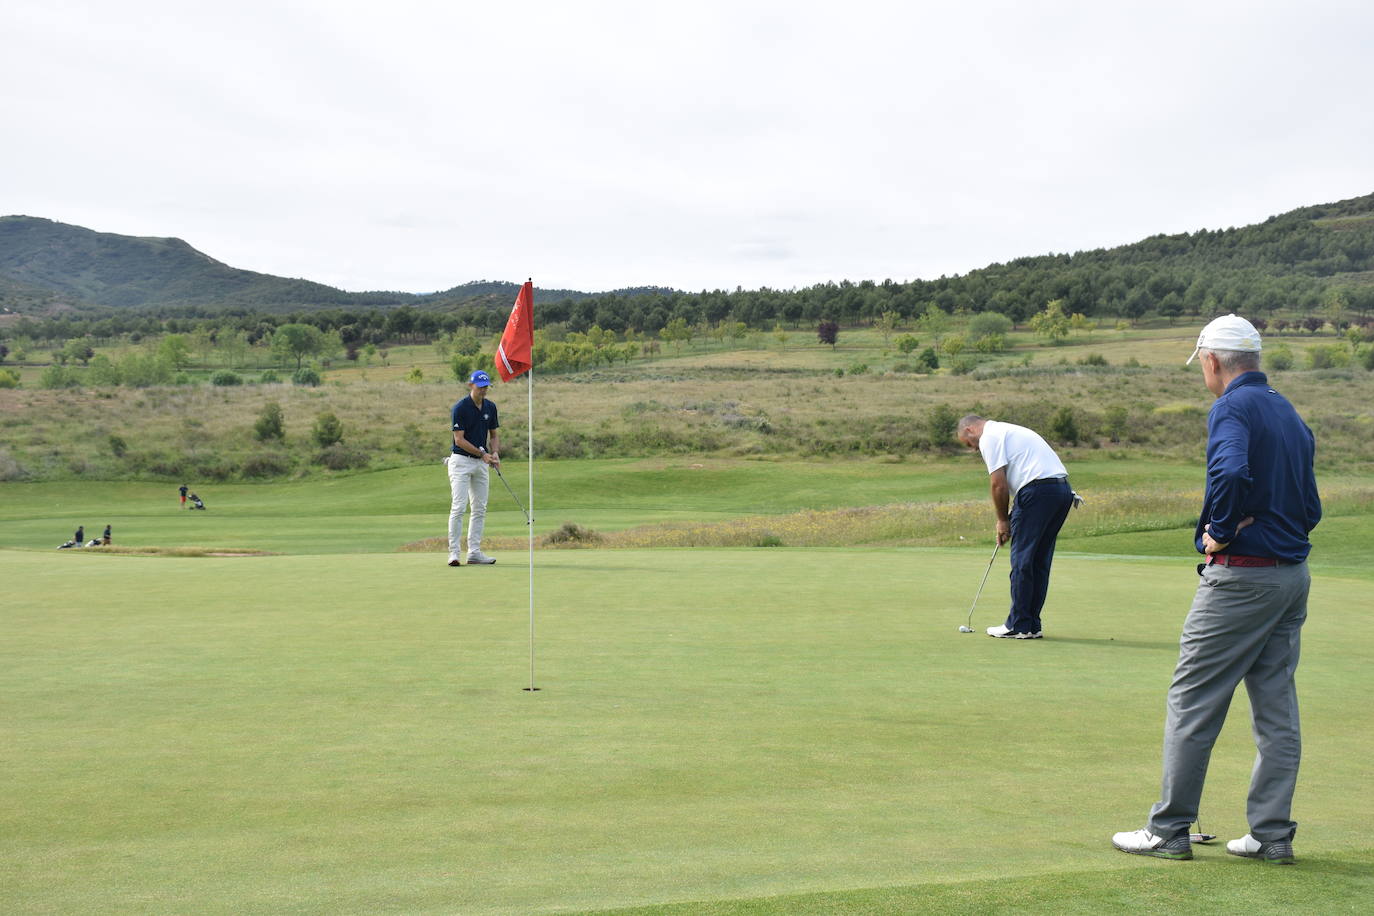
[1202,516,1254,555]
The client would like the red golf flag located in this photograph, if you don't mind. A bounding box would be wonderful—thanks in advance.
[496,280,534,381]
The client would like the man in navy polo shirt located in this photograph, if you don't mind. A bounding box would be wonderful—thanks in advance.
[446,370,500,566]
[1113,314,1321,865]
[956,415,1076,639]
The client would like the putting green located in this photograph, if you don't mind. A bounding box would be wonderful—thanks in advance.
[3,546,1370,913]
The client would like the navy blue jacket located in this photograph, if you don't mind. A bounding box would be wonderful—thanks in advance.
[1195,371,1321,562]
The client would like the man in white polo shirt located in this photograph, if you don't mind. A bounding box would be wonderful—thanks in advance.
[956,415,1076,638]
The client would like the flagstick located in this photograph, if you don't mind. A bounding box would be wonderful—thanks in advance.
[523,366,538,691]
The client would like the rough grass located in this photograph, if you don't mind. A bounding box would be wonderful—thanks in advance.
[3,323,1373,481]
[404,481,1374,553]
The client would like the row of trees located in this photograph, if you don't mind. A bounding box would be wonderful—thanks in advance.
[8,272,1372,358]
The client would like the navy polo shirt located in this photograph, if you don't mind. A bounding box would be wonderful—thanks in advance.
[1195,371,1321,562]
[451,396,498,455]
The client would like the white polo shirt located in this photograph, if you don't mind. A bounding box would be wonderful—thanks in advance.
[978,420,1068,496]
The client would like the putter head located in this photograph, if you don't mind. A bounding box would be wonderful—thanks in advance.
[958,625,974,633]
[1189,833,1216,844]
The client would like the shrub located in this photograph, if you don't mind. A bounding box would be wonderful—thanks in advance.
[1307,344,1349,370]
[40,365,79,389]
[120,353,174,387]
[967,312,1012,341]
[313,443,370,470]
[941,335,966,355]
[1267,346,1294,371]
[108,434,128,457]
[1362,346,1374,372]
[451,354,474,382]
[754,533,784,547]
[241,451,292,478]
[916,347,939,371]
[0,368,19,388]
[400,423,430,459]
[312,411,344,447]
[259,369,281,383]
[1050,406,1079,444]
[405,367,424,384]
[542,522,603,546]
[0,447,27,481]
[539,429,588,459]
[1078,353,1109,366]
[254,402,285,441]
[1103,406,1129,443]
[895,334,920,354]
[949,356,976,375]
[926,404,959,449]
[211,370,243,386]
[973,334,1005,353]
[847,362,869,376]
[293,367,322,387]
[87,354,121,386]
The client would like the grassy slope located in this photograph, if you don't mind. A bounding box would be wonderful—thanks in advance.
[6,320,1374,481]
[3,546,1371,914]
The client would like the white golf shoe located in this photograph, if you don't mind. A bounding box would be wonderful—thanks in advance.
[447,554,461,567]
[466,551,496,565]
[986,625,1041,639]
[1111,828,1192,860]
[1226,833,1295,864]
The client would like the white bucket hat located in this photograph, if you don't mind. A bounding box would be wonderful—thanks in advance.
[1186,313,1262,365]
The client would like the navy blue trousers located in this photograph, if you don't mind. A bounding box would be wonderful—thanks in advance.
[1004,477,1073,634]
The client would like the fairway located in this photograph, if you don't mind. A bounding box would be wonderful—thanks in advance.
[4,544,1372,914]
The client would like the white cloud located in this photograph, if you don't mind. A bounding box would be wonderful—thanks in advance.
[2,0,1371,294]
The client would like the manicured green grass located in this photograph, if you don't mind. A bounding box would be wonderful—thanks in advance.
[3,545,1372,913]
[0,457,1213,554]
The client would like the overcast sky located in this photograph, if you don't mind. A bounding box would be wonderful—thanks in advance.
[3,1,1371,295]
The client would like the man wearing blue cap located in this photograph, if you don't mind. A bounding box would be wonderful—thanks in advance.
[446,370,500,566]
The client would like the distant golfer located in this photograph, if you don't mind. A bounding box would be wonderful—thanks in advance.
[446,369,500,566]
[179,484,188,507]
[74,524,85,546]
[1113,314,1321,864]
[102,524,111,545]
[956,415,1075,638]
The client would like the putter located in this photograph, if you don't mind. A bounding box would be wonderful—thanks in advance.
[958,541,1000,633]
[478,448,530,524]
[1190,817,1216,844]
[493,464,531,525]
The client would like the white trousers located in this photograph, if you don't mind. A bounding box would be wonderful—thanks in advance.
[447,455,489,556]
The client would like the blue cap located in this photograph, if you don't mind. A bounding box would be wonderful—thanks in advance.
[469,370,492,387]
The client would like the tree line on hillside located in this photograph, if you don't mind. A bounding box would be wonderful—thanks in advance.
[4,194,1374,360]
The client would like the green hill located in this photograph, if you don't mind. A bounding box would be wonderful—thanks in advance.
[0,216,384,311]
[0,216,665,315]
[5,191,1374,326]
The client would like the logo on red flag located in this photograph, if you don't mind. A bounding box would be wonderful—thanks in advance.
[495,280,534,381]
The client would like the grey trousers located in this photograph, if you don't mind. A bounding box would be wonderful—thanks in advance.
[1147,561,1310,842]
